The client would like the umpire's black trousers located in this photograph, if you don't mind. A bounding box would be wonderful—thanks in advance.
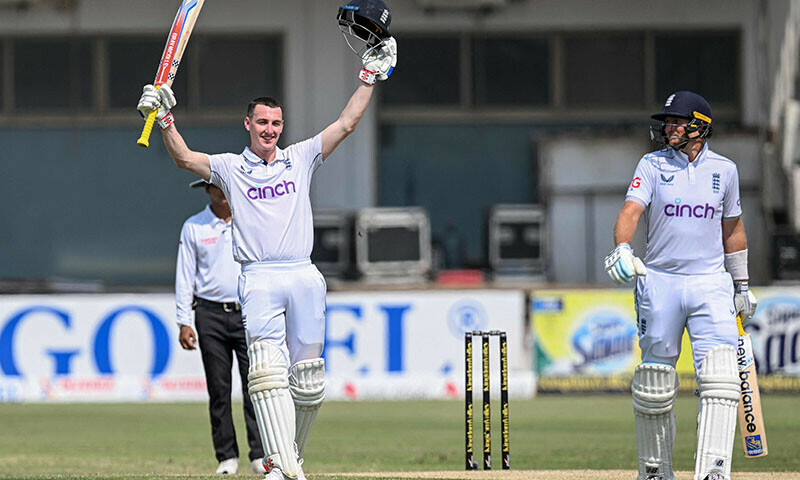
[195,300,264,462]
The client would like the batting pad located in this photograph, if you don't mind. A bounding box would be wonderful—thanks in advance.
[695,345,739,480]
[289,358,326,456]
[247,342,300,478]
[632,363,678,480]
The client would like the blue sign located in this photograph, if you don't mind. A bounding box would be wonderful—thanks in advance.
[0,304,171,378]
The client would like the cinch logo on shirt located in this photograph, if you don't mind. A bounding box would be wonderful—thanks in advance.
[664,200,715,219]
[246,180,297,200]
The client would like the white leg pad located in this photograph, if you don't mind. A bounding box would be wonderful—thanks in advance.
[248,342,300,479]
[694,345,739,480]
[632,363,678,480]
[289,358,326,457]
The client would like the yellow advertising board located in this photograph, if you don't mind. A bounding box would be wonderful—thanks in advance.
[531,287,800,392]
[532,289,695,392]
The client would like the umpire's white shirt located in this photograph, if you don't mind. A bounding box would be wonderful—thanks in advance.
[175,205,240,326]
[207,135,323,264]
[625,143,742,275]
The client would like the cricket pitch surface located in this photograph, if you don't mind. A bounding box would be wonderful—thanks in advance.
[321,471,800,479]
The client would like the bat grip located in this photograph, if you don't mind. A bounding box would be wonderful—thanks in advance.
[736,314,746,336]
[137,84,164,148]
[137,109,158,148]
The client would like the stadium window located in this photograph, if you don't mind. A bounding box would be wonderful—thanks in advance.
[563,33,645,108]
[196,36,281,109]
[14,38,93,110]
[655,32,739,106]
[108,38,188,111]
[473,36,549,107]
[380,35,461,106]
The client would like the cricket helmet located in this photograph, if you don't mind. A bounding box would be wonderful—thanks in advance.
[650,91,713,149]
[337,0,392,58]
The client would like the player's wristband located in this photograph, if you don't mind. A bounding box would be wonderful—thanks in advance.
[157,112,175,130]
[724,249,749,281]
[359,68,376,86]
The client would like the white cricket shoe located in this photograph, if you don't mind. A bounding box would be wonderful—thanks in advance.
[263,463,306,480]
[250,458,266,474]
[216,457,238,474]
[703,473,729,480]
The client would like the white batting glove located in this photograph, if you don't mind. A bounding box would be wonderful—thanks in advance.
[359,36,397,85]
[137,84,177,129]
[734,280,758,324]
[604,243,647,285]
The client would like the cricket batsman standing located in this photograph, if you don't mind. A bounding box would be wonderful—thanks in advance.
[137,2,397,478]
[604,91,757,480]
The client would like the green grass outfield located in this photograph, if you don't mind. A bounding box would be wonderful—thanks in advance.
[0,394,798,480]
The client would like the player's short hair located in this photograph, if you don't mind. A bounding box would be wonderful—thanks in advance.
[247,97,284,118]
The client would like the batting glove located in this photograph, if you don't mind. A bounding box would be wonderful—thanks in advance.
[734,280,758,324]
[604,243,647,285]
[137,84,177,129]
[359,36,397,85]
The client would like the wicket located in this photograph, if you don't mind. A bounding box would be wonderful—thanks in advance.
[464,330,509,470]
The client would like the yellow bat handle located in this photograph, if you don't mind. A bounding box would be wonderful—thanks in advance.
[736,313,746,336]
[137,109,158,148]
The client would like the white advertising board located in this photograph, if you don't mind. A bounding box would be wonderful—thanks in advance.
[0,290,534,402]
[748,287,800,375]
[323,290,534,400]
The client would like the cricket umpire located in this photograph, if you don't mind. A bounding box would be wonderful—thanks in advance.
[604,91,757,480]
[176,179,265,475]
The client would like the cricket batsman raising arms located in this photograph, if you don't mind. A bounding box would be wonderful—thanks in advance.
[136,2,397,478]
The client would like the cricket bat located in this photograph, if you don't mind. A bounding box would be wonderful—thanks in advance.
[137,0,205,148]
[736,313,768,458]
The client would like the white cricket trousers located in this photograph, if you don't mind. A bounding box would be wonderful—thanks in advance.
[634,267,738,373]
[238,259,327,366]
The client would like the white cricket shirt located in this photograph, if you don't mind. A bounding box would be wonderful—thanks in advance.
[208,134,323,264]
[625,143,742,275]
[175,205,241,326]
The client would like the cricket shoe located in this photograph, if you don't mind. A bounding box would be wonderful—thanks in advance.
[250,458,266,474]
[216,457,238,474]
[263,458,306,480]
[703,473,729,480]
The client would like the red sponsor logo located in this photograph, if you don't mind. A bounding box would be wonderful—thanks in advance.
[56,378,115,392]
[343,382,358,400]
[201,237,218,245]
[157,378,207,391]
[631,177,642,188]
[445,381,459,398]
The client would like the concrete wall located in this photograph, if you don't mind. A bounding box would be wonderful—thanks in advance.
[0,0,775,209]
[0,0,787,284]
[541,132,768,284]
